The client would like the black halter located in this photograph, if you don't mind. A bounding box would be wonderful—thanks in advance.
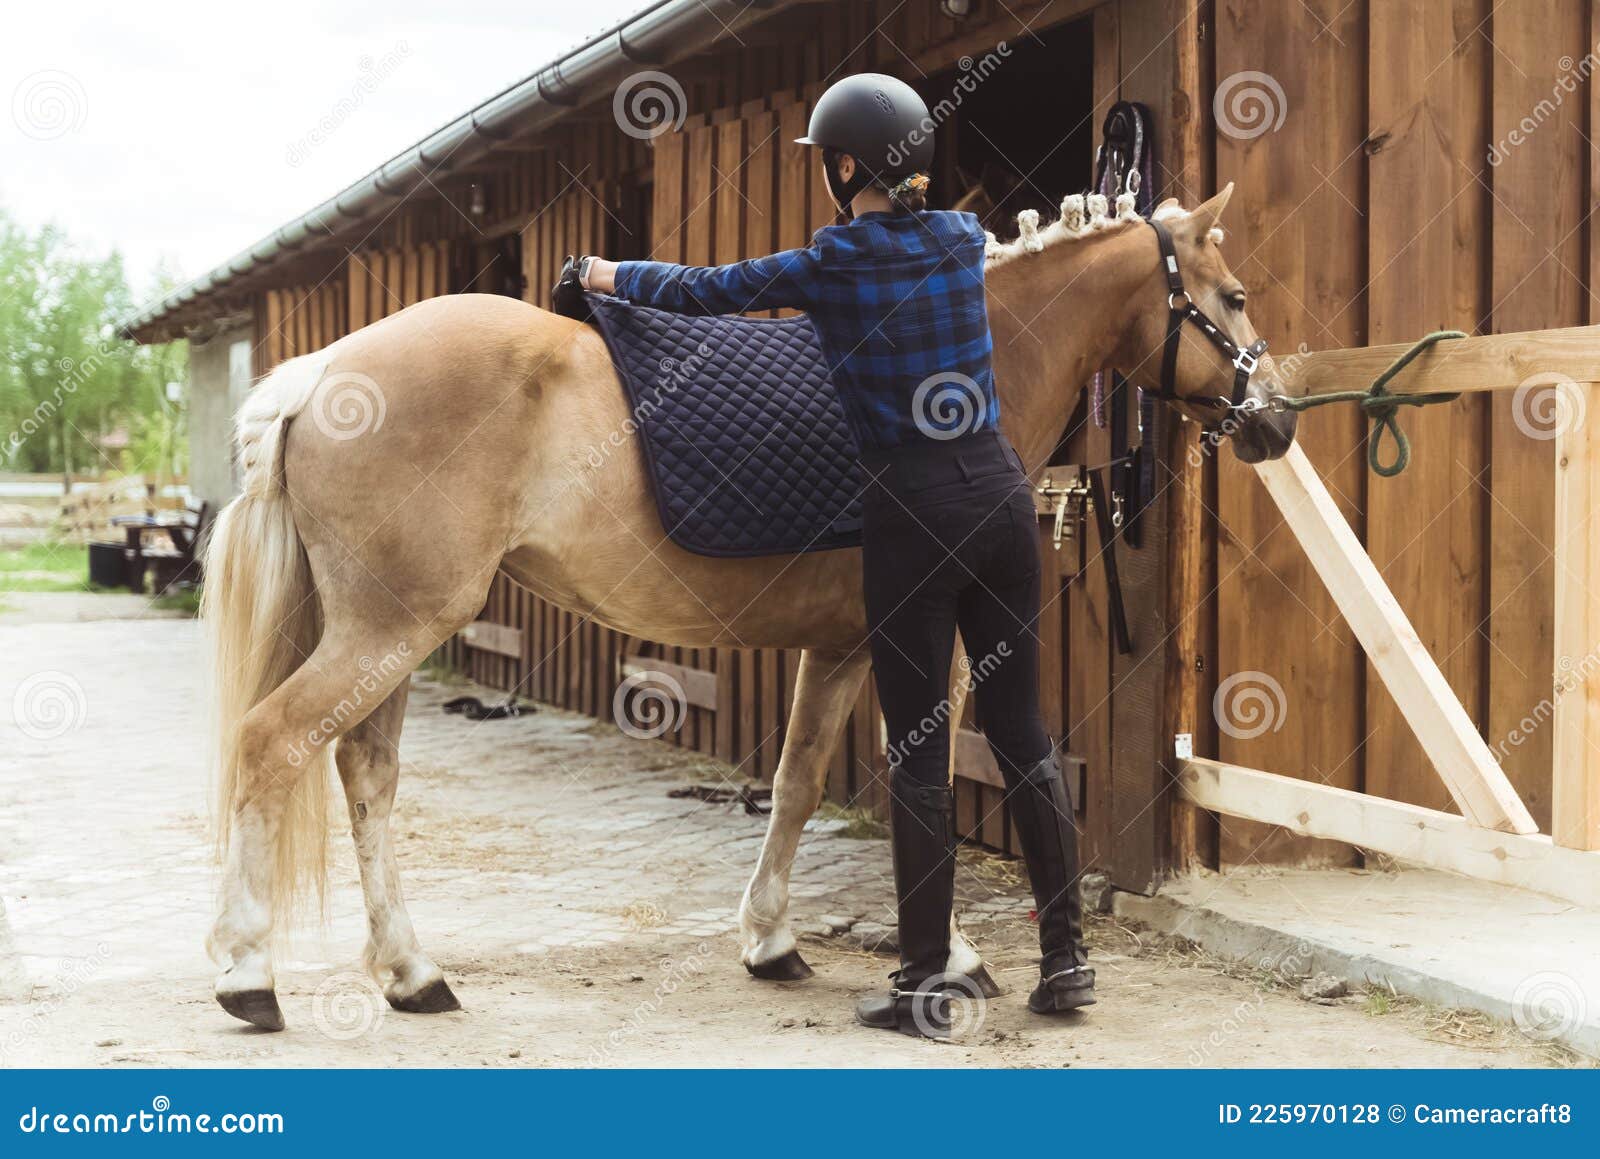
[1148,219,1270,426]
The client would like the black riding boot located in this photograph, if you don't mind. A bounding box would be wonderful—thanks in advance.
[1005,755,1096,1013]
[855,773,957,1038]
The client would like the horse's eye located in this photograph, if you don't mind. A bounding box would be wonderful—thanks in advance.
[1225,292,1247,311]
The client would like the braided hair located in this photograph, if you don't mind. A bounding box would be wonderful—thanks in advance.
[886,173,931,213]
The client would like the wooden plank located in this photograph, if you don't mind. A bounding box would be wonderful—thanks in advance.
[1552,383,1600,850]
[1155,0,1212,872]
[1362,0,1489,818]
[1253,443,1537,834]
[1284,326,1600,398]
[622,654,719,713]
[1214,0,1367,869]
[1489,0,1587,833]
[460,620,522,660]
[1101,0,1181,892]
[1181,756,1600,910]
[346,257,368,332]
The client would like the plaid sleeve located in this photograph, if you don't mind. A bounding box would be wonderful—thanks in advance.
[613,247,823,316]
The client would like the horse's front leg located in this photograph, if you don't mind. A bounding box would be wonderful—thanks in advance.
[740,648,870,980]
[334,683,460,1014]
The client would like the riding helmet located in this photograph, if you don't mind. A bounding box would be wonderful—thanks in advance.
[795,73,934,210]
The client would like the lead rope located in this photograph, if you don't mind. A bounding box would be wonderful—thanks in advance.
[1273,330,1466,477]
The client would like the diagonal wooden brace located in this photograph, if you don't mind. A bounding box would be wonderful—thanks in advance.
[1253,443,1538,835]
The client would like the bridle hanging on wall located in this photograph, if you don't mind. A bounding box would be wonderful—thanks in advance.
[1089,102,1157,548]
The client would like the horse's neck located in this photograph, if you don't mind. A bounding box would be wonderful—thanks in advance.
[985,227,1151,469]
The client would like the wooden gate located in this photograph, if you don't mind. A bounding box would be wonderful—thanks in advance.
[1180,323,1600,901]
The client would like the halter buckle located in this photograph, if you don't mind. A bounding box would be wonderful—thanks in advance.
[1232,346,1260,375]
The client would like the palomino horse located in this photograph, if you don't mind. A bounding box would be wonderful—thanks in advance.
[202,183,1295,1030]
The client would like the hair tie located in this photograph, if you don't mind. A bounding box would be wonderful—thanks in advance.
[889,173,931,200]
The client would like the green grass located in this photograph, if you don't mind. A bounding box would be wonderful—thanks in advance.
[151,588,202,616]
[0,542,89,592]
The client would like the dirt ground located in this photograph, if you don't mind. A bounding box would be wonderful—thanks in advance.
[0,593,1568,1067]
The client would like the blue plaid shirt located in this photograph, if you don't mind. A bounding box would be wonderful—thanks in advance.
[613,209,998,451]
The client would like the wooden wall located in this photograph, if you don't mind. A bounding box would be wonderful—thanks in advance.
[1206,0,1599,866]
[226,0,1597,877]
[411,0,1127,864]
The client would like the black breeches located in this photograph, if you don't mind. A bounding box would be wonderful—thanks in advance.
[860,431,1053,789]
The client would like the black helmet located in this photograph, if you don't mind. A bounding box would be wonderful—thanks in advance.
[796,73,933,211]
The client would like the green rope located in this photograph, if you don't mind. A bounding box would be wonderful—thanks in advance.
[1274,330,1467,477]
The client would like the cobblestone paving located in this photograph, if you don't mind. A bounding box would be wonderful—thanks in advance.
[1,601,1556,1068]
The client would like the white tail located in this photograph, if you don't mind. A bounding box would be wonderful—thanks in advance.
[203,350,336,934]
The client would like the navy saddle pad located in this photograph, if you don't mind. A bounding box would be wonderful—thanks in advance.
[586,293,865,558]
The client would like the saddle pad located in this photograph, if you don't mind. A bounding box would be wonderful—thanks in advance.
[587,293,865,558]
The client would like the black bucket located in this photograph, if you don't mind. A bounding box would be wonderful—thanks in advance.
[88,540,129,590]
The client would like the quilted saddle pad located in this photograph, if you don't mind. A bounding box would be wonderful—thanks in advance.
[586,293,865,558]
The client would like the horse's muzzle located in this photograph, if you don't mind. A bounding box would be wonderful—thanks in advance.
[1230,406,1298,463]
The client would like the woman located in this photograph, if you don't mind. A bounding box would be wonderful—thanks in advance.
[564,73,1093,1039]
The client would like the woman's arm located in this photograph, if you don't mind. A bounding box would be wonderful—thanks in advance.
[583,247,825,316]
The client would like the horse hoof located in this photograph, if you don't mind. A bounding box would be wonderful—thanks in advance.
[216,989,286,1032]
[745,949,814,982]
[389,978,462,1014]
[962,964,1003,999]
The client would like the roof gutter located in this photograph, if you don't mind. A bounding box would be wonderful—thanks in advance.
[122,0,801,342]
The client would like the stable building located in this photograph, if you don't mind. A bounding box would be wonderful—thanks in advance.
[125,0,1600,971]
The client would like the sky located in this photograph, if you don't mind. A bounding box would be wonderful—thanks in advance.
[1,0,649,298]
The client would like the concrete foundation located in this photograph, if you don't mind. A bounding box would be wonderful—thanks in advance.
[1118,867,1600,1060]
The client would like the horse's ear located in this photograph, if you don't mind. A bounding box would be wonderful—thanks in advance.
[1190,182,1235,234]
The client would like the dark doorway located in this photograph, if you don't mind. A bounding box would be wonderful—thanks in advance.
[455,233,526,299]
[921,17,1096,236]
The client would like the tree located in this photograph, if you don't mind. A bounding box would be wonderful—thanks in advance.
[0,208,189,481]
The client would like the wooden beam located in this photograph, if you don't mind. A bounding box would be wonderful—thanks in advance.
[1281,325,1600,399]
[1552,383,1600,850]
[1253,443,1538,834]
[460,620,522,659]
[621,654,718,712]
[1180,757,1600,909]
[910,0,1100,75]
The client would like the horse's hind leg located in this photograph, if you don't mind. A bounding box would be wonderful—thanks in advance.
[334,681,460,1014]
[211,627,424,1030]
[740,648,870,980]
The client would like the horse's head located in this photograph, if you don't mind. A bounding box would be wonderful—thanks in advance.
[1118,184,1297,463]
